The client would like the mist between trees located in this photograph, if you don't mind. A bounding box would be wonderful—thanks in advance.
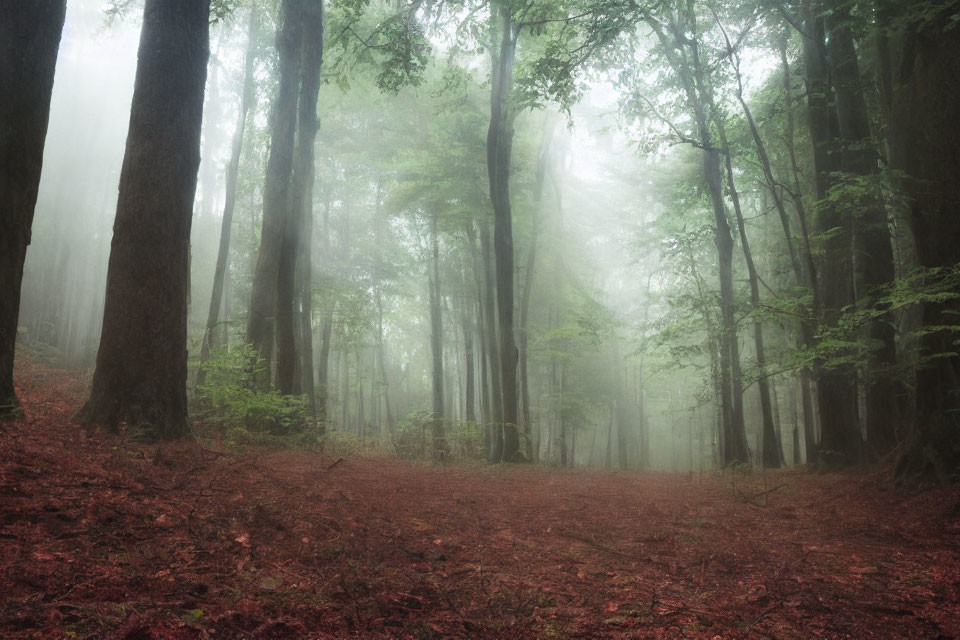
[4,0,959,482]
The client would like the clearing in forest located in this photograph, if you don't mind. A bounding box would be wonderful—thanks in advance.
[2,360,959,639]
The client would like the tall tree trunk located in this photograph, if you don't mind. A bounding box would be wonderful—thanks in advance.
[487,6,521,461]
[0,0,66,419]
[247,0,303,386]
[479,218,504,461]
[650,15,749,464]
[518,115,555,460]
[802,0,862,464]
[779,33,820,462]
[278,0,322,398]
[825,4,898,456]
[78,0,209,438]
[718,123,781,468]
[429,214,447,458]
[882,4,960,482]
[197,8,258,391]
[460,268,476,424]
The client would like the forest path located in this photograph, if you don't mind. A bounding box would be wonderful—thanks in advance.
[2,358,959,639]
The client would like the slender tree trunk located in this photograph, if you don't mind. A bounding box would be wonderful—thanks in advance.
[718,124,781,468]
[518,115,555,460]
[429,214,447,458]
[78,0,209,437]
[479,218,504,461]
[0,0,66,419]
[487,6,521,461]
[247,0,303,386]
[197,8,258,391]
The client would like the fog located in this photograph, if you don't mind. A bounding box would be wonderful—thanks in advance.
[18,0,817,473]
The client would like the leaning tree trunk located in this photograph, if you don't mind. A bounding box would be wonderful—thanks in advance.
[487,5,522,462]
[197,8,259,391]
[0,0,66,419]
[277,0,323,399]
[247,0,303,387]
[719,124,782,468]
[77,0,209,439]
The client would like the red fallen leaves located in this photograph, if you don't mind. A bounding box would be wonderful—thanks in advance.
[2,358,960,639]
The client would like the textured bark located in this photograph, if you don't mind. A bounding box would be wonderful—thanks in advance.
[881,5,960,483]
[825,5,898,456]
[247,0,303,385]
[0,0,66,419]
[801,0,862,464]
[197,9,258,390]
[277,0,323,401]
[487,6,521,461]
[78,0,209,438]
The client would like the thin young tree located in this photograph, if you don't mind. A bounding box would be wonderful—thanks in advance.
[78,0,210,438]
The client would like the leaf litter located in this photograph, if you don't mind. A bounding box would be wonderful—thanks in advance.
[2,359,959,639]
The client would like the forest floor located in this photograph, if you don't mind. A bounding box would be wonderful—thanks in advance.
[2,359,960,640]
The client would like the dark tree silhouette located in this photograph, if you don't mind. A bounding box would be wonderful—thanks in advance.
[77,0,210,439]
[0,0,66,419]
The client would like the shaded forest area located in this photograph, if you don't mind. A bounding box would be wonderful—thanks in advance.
[2,0,960,636]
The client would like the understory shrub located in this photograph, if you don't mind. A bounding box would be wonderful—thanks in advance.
[194,345,313,446]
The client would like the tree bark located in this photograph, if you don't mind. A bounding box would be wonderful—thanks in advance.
[0,0,66,419]
[824,4,898,456]
[802,0,862,465]
[77,0,209,438]
[277,0,322,400]
[429,214,447,458]
[487,5,521,461]
[881,4,960,483]
[718,124,782,468]
[247,0,303,386]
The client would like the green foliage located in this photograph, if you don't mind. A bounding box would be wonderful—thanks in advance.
[393,410,483,460]
[196,345,313,445]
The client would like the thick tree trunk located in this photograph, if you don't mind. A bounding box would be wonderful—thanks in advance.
[197,8,258,391]
[882,6,960,483]
[247,0,303,385]
[277,0,322,399]
[801,0,862,465]
[487,6,521,462]
[77,0,209,438]
[0,0,66,419]
[825,5,898,456]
